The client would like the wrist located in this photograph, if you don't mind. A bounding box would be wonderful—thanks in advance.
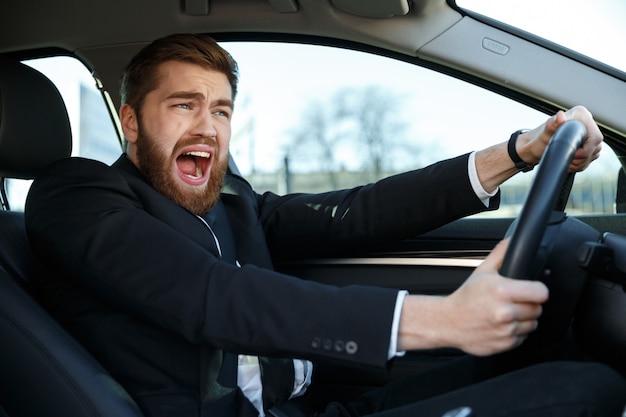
[398,295,448,351]
[507,129,534,172]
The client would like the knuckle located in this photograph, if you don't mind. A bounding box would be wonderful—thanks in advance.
[492,307,514,325]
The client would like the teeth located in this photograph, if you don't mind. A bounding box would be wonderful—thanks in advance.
[185,151,211,159]
[195,165,202,178]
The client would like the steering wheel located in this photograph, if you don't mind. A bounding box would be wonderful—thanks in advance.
[476,119,601,365]
[499,119,588,280]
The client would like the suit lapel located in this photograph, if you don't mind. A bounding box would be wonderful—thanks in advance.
[112,155,221,256]
[202,201,237,265]
[221,175,274,269]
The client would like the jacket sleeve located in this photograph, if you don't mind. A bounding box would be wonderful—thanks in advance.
[25,157,399,369]
[258,153,499,260]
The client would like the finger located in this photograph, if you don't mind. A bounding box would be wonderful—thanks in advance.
[564,106,604,147]
[476,239,509,272]
[547,110,568,135]
[512,302,544,322]
[513,335,527,348]
[499,321,537,351]
[512,319,539,337]
[569,143,601,172]
[554,110,568,126]
[505,279,549,304]
[574,143,601,161]
[493,299,543,328]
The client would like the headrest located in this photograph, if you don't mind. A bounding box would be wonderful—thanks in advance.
[0,56,72,179]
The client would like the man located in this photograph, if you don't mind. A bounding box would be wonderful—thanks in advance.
[25,34,625,417]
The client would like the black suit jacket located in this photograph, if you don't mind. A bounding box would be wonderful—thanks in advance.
[25,153,497,417]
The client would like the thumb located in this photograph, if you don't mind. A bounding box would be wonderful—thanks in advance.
[476,239,509,273]
[548,110,568,134]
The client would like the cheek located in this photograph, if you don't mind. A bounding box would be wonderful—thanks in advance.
[138,125,176,161]
[217,127,231,159]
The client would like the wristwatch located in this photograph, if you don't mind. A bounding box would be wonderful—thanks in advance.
[507,129,534,172]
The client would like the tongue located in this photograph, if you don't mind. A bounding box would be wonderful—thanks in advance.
[177,155,197,176]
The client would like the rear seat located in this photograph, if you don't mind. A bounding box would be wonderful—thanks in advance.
[0,56,144,416]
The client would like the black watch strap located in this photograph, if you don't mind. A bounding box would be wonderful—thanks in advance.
[507,129,534,172]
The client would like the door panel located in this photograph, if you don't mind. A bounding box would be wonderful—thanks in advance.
[275,217,507,403]
[277,212,626,404]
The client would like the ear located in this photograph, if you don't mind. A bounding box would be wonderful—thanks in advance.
[120,104,139,144]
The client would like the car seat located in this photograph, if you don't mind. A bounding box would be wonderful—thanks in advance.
[0,55,144,417]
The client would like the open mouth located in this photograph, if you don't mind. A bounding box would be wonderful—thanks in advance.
[176,149,213,185]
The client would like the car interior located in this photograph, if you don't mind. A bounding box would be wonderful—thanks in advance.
[1,0,626,416]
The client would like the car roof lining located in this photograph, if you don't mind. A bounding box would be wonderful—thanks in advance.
[418,17,626,137]
[0,0,457,55]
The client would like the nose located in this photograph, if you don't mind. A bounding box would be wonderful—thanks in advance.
[190,107,217,138]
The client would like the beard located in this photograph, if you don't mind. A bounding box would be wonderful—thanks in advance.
[135,128,228,216]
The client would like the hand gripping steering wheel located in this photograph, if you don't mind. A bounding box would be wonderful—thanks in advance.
[500,119,588,280]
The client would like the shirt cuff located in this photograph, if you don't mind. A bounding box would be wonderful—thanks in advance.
[389,290,408,359]
[291,359,312,399]
[468,151,498,206]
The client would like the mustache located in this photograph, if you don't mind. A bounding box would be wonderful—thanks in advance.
[175,136,218,148]
[172,136,219,155]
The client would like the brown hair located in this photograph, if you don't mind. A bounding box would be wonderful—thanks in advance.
[120,33,239,115]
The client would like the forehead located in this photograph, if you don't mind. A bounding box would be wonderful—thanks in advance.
[153,60,232,98]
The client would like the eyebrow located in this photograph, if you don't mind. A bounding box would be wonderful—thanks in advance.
[166,91,233,108]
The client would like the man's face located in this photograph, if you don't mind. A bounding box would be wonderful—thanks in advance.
[123,60,233,215]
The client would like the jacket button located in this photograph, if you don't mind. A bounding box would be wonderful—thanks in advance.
[345,341,358,354]
[334,340,345,353]
[311,337,321,349]
[322,339,333,351]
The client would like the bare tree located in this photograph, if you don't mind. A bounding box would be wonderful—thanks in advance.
[335,85,409,180]
[288,85,414,183]
[286,98,348,189]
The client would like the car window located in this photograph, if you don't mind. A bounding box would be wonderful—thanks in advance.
[7,56,121,210]
[8,46,620,217]
[224,41,620,217]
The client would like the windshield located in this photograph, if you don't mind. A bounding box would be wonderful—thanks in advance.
[456,0,626,73]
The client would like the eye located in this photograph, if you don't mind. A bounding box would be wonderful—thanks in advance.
[214,109,231,119]
[174,102,192,110]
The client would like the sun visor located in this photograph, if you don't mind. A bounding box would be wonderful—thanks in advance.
[330,0,411,18]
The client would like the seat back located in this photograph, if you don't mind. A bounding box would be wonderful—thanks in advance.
[0,56,72,210]
[0,56,144,417]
